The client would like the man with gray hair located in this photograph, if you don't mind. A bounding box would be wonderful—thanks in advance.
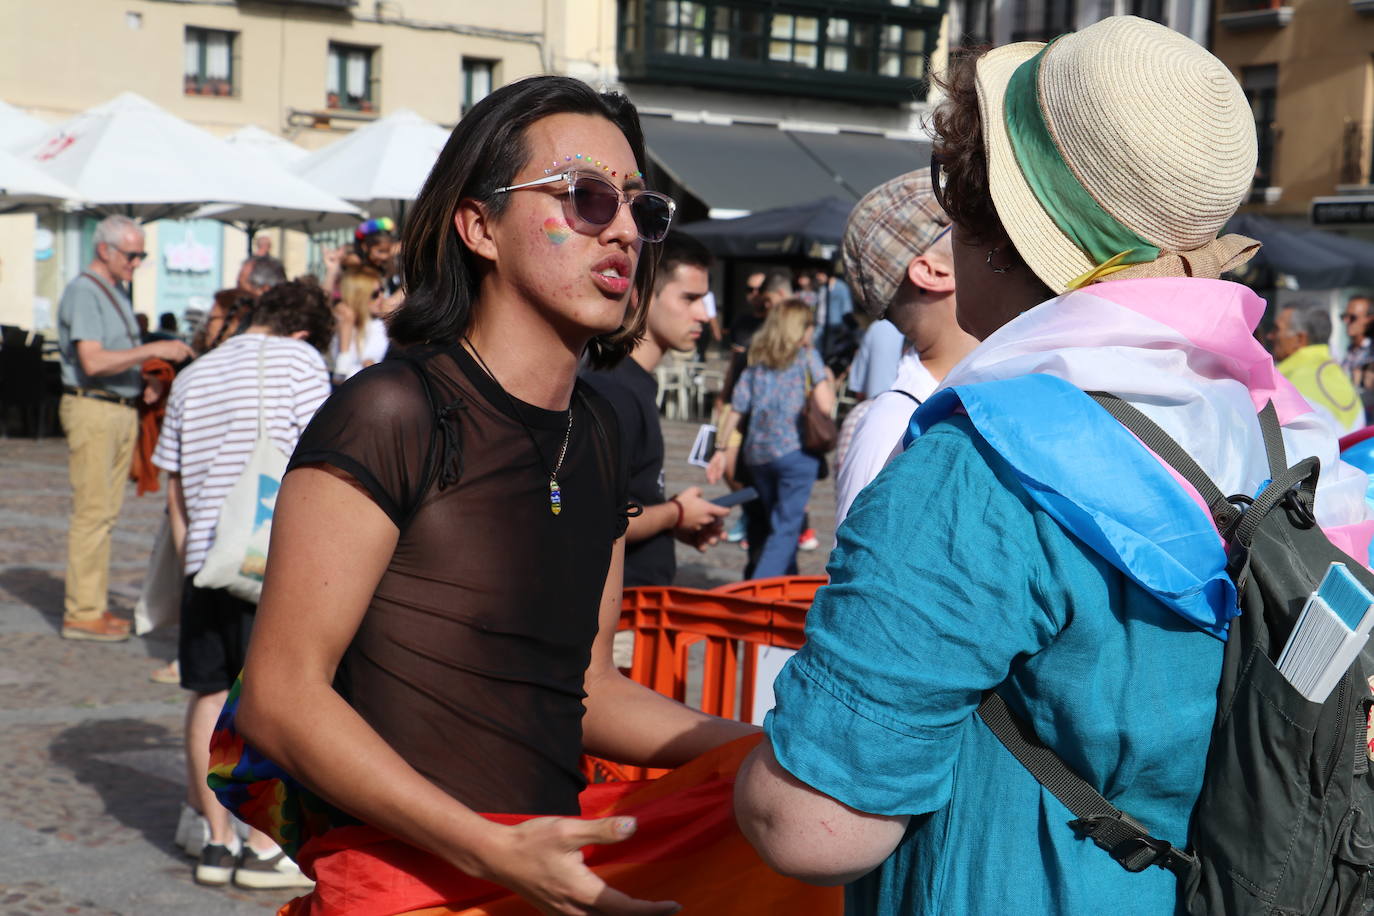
[57,214,193,641]
[1269,302,1365,433]
[236,255,287,298]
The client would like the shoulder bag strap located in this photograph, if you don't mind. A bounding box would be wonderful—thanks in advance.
[888,389,921,406]
[80,272,140,343]
[256,339,271,444]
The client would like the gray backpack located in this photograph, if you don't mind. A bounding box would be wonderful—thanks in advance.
[981,392,1374,915]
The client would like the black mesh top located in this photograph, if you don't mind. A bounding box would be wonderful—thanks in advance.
[287,344,629,816]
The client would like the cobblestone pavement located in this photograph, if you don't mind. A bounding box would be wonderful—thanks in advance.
[0,421,834,915]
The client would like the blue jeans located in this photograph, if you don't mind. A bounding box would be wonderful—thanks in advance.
[748,449,820,579]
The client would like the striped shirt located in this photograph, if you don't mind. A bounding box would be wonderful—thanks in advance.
[152,333,331,576]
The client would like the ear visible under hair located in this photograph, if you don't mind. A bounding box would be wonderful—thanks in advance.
[452,199,497,264]
[906,251,956,294]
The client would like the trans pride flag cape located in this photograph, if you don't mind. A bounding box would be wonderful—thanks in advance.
[907,277,1374,639]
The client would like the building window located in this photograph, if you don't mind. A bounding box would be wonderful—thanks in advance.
[327,43,376,112]
[185,27,236,97]
[953,0,994,45]
[1011,0,1076,42]
[618,0,943,103]
[462,59,497,115]
[769,13,821,68]
[656,0,709,56]
[1243,64,1278,191]
[1128,0,1167,21]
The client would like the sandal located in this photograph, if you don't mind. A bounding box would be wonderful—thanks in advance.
[150,659,180,685]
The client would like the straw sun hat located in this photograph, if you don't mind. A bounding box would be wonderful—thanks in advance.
[974,15,1260,294]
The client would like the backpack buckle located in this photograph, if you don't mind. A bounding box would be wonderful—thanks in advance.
[1069,813,1195,877]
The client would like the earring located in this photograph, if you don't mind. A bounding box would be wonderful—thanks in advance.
[987,247,1016,274]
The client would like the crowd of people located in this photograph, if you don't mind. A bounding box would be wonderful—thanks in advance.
[40,13,1374,915]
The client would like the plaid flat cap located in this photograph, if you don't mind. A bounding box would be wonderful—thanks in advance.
[842,168,949,319]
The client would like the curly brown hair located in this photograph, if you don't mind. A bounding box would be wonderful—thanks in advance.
[930,48,1010,248]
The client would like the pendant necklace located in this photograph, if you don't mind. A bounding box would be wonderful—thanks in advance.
[463,337,573,516]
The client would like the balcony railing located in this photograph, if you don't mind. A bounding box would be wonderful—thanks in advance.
[1219,0,1293,28]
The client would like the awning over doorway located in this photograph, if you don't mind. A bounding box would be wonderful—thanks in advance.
[1228,213,1374,288]
[640,114,929,216]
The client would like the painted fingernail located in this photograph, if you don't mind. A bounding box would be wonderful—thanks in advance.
[617,817,637,836]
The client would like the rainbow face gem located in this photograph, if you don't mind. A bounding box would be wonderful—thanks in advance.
[554,155,643,181]
[543,218,573,245]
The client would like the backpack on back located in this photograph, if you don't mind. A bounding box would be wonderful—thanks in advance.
[981,392,1374,915]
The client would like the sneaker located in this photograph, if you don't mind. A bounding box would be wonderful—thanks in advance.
[725,516,746,543]
[798,528,820,551]
[174,803,209,858]
[61,611,131,642]
[195,843,238,886]
[233,844,315,890]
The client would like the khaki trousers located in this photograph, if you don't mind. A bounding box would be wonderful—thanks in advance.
[60,394,138,624]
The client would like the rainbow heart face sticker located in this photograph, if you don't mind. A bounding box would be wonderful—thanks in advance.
[543,218,573,245]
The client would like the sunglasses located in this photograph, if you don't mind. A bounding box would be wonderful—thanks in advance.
[746,284,764,294]
[115,247,148,263]
[493,170,676,243]
[930,151,949,215]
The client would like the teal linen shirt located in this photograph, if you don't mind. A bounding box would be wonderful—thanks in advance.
[765,416,1224,915]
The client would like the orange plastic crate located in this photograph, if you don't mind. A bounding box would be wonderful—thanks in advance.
[583,576,821,783]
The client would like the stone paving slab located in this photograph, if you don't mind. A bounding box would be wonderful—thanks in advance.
[0,419,837,915]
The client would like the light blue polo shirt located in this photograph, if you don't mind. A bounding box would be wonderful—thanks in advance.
[765,415,1223,915]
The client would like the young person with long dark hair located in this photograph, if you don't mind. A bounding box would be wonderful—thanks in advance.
[230,76,755,914]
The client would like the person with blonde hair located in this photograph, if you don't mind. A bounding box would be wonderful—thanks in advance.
[328,268,389,383]
[708,298,834,578]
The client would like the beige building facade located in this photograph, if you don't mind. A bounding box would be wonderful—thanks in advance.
[0,0,609,329]
[0,0,943,330]
[1213,0,1374,227]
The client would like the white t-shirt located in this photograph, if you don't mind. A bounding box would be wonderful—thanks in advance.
[328,317,389,381]
[834,350,940,528]
[152,333,331,575]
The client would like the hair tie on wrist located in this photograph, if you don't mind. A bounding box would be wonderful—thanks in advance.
[670,496,684,529]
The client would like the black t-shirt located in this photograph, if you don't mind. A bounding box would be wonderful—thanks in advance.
[727,309,765,351]
[287,344,629,816]
[582,358,673,587]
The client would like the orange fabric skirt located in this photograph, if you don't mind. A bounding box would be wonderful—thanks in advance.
[278,735,840,916]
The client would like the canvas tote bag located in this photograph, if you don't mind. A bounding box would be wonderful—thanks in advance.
[193,341,289,604]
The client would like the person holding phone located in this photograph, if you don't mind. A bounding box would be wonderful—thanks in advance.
[581,231,729,586]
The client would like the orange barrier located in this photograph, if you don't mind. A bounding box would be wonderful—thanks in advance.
[585,576,822,783]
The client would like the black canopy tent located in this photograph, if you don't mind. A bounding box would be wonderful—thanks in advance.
[1227,213,1374,289]
[678,197,854,260]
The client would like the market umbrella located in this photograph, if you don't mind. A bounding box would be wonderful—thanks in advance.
[0,100,49,149]
[194,126,361,235]
[1227,213,1358,289]
[223,125,309,168]
[678,197,854,260]
[291,109,449,222]
[13,92,354,223]
[0,146,79,209]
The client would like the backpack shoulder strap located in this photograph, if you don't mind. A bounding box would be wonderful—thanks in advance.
[1086,391,1242,535]
[978,692,1196,877]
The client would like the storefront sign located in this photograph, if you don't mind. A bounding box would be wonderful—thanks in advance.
[1312,197,1374,226]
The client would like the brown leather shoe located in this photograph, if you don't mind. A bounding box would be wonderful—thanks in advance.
[62,612,132,642]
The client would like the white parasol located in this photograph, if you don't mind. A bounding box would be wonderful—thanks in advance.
[0,146,79,209]
[13,92,357,225]
[291,109,450,221]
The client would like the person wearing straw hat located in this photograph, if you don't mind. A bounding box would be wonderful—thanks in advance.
[735,16,1374,914]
